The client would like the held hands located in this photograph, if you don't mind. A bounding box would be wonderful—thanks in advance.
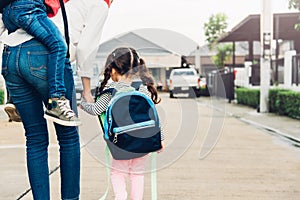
[82,91,94,103]
[81,77,94,103]
[78,91,94,110]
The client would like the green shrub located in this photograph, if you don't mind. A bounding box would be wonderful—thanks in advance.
[269,88,289,113]
[235,87,300,119]
[0,89,4,105]
[235,87,260,108]
[276,91,300,119]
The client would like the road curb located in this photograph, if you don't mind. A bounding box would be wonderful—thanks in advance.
[197,97,300,146]
[231,114,300,146]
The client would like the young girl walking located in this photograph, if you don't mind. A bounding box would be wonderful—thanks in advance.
[80,47,164,200]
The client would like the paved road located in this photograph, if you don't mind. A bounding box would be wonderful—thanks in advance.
[0,92,300,199]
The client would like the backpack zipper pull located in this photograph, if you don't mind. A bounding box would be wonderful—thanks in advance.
[113,134,118,143]
[108,116,112,136]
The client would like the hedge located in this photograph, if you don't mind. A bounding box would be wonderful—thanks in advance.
[275,91,300,119]
[269,88,289,113]
[235,88,260,108]
[235,87,300,119]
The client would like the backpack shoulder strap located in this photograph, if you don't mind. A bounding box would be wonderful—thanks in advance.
[100,88,117,97]
[95,88,116,101]
[131,81,143,91]
[95,88,116,132]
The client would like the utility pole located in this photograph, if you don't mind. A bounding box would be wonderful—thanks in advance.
[260,0,273,113]
[195,46,201,74]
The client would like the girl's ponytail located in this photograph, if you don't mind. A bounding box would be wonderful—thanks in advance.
[97,54,113,93]
[137,57,161,104]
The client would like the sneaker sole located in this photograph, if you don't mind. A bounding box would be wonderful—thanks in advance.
[4,106,22,122]
[44,114,82,126]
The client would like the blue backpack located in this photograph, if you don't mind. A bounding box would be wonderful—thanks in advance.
[96,82,162,160]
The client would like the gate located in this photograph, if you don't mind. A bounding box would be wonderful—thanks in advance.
[206,69,234,102]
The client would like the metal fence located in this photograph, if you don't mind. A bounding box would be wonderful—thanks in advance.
[206,70,234,102]
[292,54,300,86]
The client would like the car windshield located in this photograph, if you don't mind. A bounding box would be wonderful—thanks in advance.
[173,71,195,76]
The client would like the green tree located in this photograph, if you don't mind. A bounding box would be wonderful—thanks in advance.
[288,0,300,30]
[211,44,233,69]
[204,13,228,50]
[203,13,233,69]
[288,0,300,9]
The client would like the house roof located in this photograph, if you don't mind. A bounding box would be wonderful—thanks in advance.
[189,42,261,56]
[96,31,182,67]
[218,12,300,42]
[97,31,177,57]
[132,28,198,56]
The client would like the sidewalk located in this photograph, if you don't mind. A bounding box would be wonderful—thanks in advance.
[0,94,300,199]
[200,97,300,144]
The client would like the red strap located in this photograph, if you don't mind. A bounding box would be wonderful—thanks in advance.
[45,0,69,17]
[104,0,111,8]
[46,0,110,18]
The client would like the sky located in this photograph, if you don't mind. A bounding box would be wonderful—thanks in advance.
[101,0,297,48]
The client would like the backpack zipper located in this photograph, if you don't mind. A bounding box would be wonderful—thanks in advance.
[112,120,155,143]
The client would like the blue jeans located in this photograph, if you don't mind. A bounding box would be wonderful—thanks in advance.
[1,39,80,200]
[2,0,67,98]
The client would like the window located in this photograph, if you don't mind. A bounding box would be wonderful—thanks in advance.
[174,71,195,76]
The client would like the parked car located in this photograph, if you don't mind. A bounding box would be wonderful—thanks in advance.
[168,68,201,98]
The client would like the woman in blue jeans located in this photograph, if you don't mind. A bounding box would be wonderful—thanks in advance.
[1,38,80,200]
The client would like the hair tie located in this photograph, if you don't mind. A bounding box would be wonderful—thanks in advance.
[128,48,133,68]
[136,51,140,59]
[135,51,141,65]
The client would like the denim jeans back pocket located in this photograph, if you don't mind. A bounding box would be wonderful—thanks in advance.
[28,51,48,80]
[1,50,10,78]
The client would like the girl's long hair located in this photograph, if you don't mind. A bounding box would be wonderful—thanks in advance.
[98,47,161,104]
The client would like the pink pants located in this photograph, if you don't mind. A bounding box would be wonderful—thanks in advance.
[110,155,148,200]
